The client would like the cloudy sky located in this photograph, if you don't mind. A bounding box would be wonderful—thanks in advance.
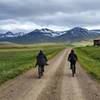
[0,0,100,32]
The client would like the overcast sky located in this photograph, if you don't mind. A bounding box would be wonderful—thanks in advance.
[0,0,100,32]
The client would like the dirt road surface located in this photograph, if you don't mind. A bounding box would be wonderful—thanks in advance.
[0,49,100,100]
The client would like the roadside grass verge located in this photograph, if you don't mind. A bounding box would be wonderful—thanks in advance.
[0,44,66,85]
[75,46,100,82]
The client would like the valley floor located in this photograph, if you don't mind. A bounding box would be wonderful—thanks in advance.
[0,49,100,100]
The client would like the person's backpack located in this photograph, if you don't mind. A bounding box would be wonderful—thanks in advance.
[37,54,46,65]
[70,54,77,62]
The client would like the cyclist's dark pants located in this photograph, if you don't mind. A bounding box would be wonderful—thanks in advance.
[39,65,44,72]
[70,63,76,73]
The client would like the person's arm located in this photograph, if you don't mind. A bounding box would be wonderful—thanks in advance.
[75,54,78,61]
[43,54,48,65]
[44,55,48,62]
[68,54,71,61]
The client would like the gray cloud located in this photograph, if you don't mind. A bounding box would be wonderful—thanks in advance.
[0,0,100,31]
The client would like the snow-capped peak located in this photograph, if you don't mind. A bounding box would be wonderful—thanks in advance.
[33,28,67,37]
[0,31,25,38]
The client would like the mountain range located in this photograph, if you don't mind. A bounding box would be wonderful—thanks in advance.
[0,27,100,44]
[0,31,25,38]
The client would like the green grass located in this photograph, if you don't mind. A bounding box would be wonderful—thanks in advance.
[0,44,66,85]
[75,46,100,82]
[72,40,93,47]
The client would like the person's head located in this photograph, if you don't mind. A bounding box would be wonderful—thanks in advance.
[39,50,43,54]
[71,49,74,53]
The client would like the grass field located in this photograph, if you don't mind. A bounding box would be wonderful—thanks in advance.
[75,46,100,82]
[0,43,66,85]
[72,40,93,47]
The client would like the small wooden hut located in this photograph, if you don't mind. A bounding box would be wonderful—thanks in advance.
[94,39,100,46]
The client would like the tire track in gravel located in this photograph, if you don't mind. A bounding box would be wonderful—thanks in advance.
[37,49,68,100]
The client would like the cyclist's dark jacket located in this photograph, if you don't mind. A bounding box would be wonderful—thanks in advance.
[68,53,77,64]
[36,52,47,66]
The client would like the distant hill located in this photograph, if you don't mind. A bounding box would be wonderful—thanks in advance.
[0,31,25,38]
[0,27,100,44]
[53,27,99,42]
[91,30,100,34]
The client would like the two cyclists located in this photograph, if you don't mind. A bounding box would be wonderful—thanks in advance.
[35,49,77,78]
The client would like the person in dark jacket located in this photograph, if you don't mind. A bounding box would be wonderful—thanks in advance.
[35,50,48,73]
[68,49,78,73]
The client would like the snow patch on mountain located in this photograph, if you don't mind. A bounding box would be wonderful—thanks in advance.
[0,31,25,38]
